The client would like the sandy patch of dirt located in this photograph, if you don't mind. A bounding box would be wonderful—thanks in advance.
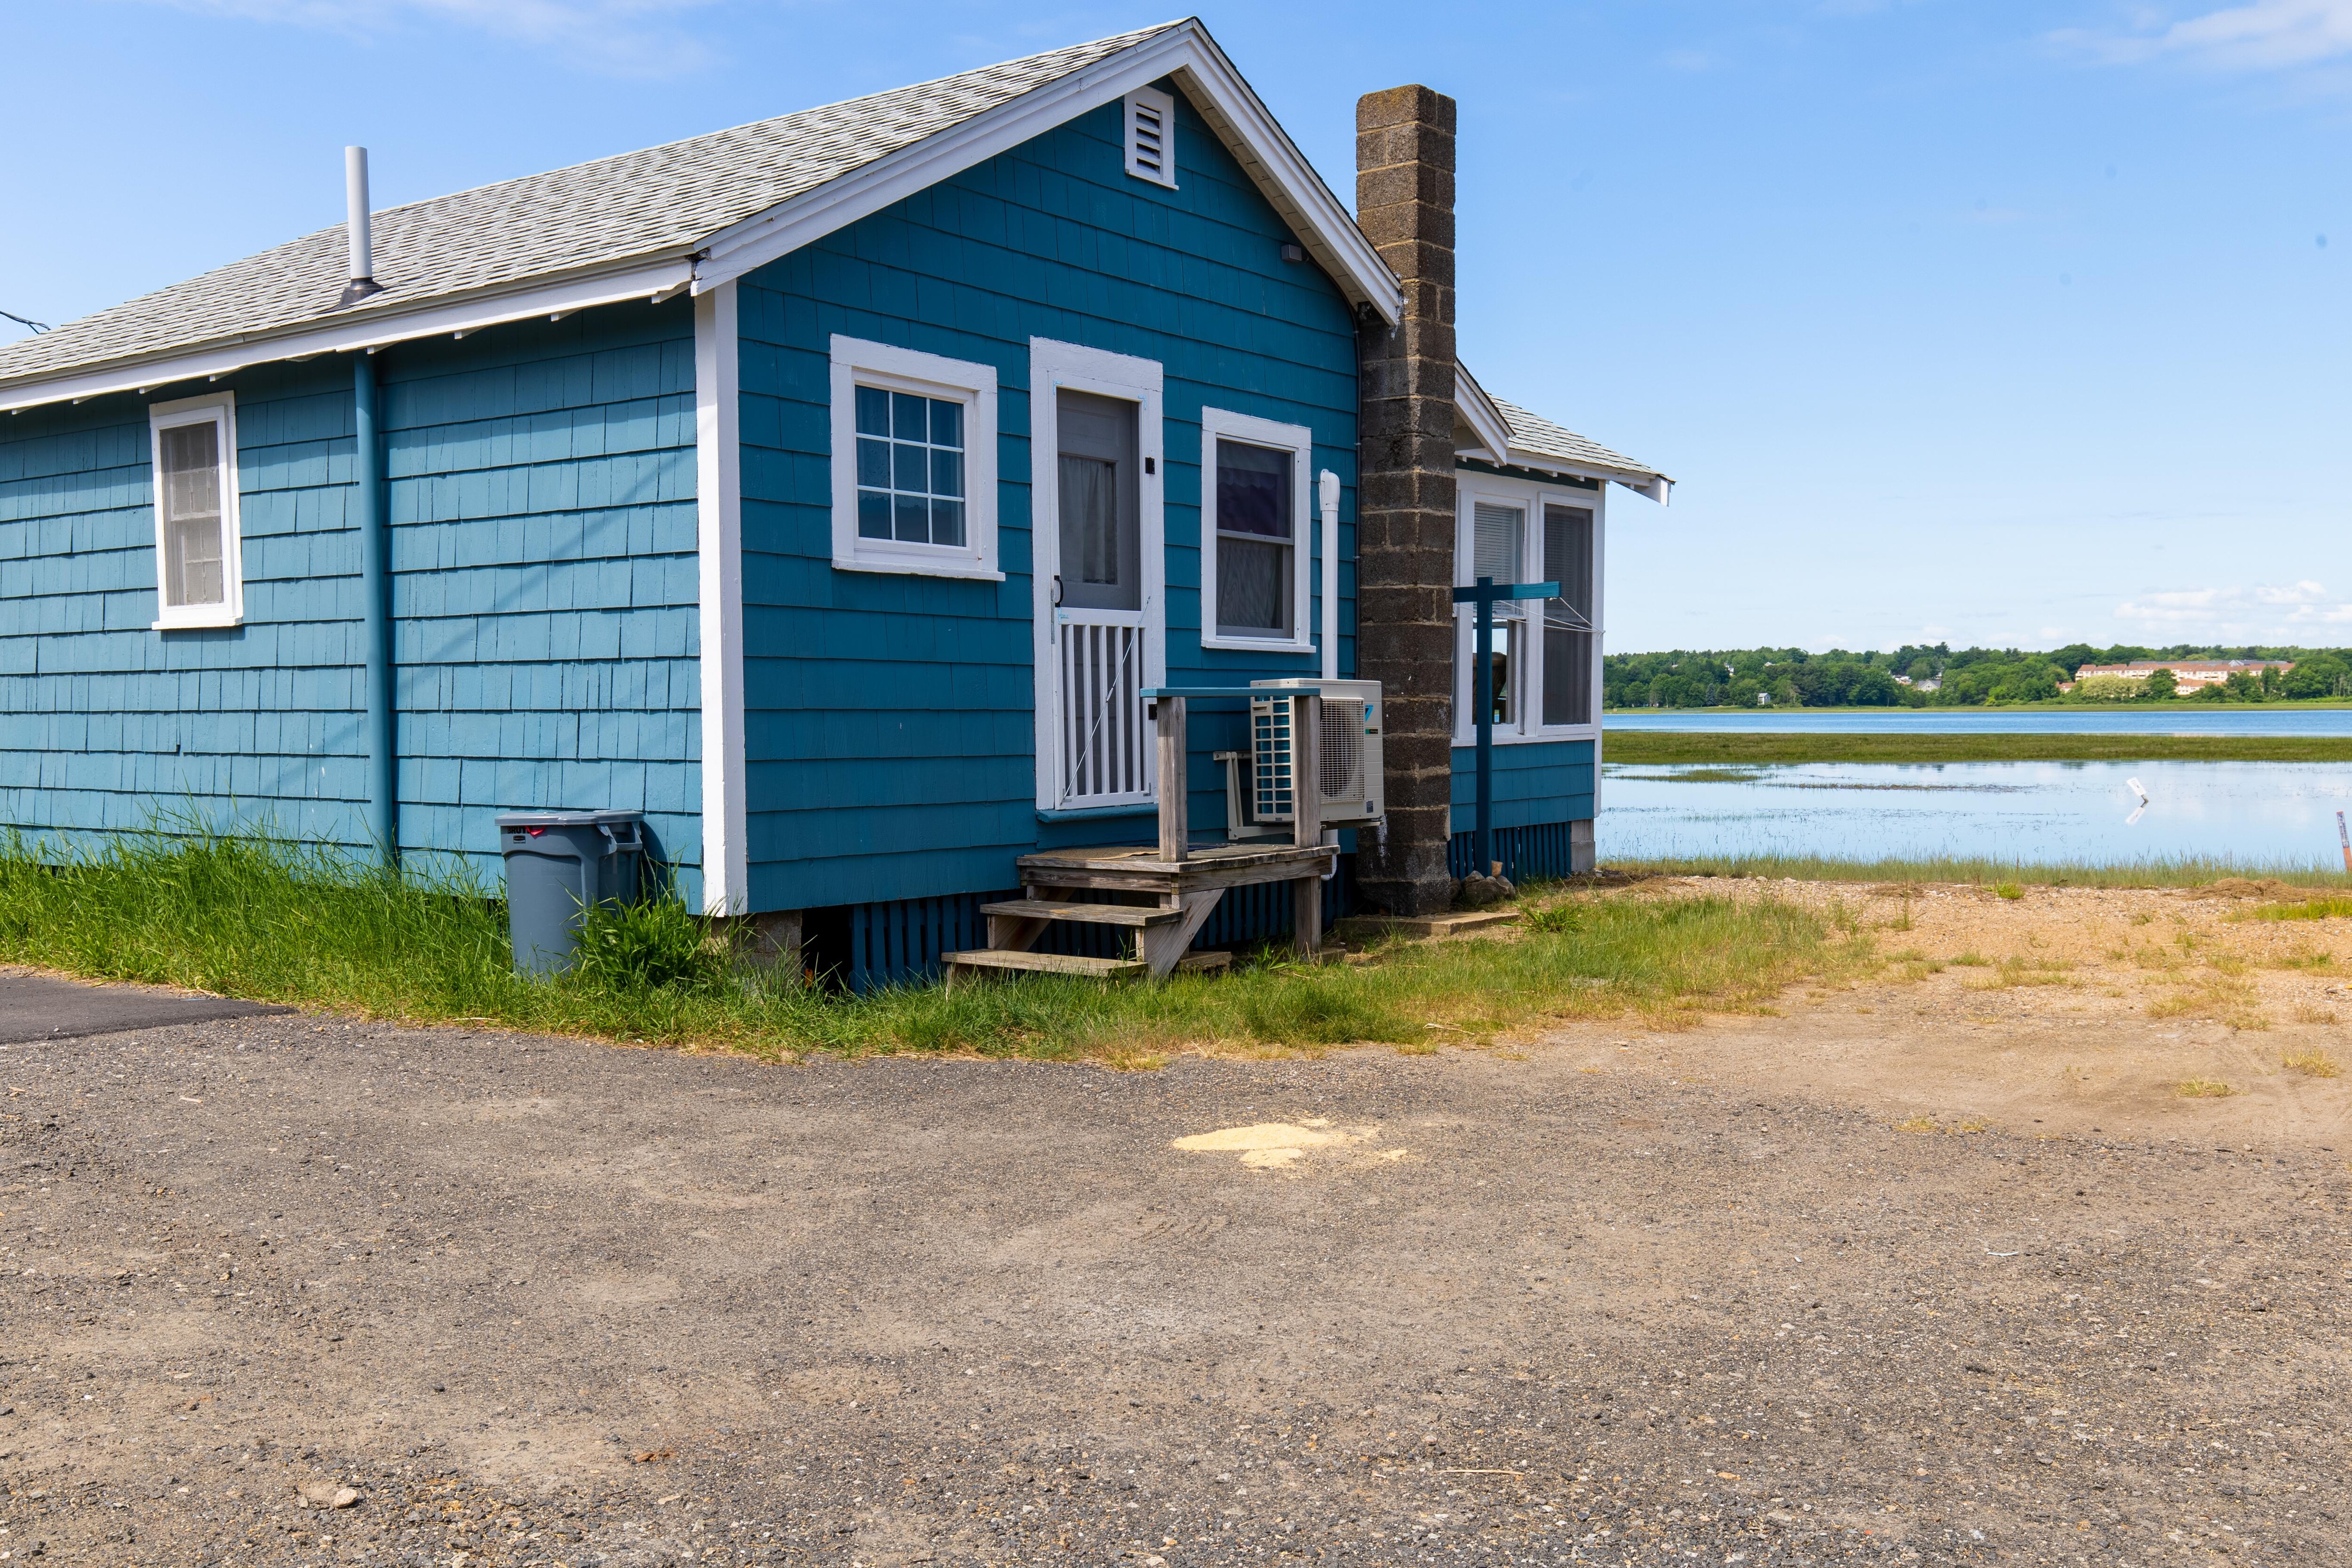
[1551,878,2352,1144]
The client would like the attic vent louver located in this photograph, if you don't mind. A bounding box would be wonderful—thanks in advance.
[1123,87,1176,188]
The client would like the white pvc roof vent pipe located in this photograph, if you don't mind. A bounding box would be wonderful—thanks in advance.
[340,146,384,307]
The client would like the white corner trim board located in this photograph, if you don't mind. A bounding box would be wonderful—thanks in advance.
[827,335,1001,580]
[694,284,749,917]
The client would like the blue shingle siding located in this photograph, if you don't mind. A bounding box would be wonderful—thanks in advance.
[1449,740,1596,836]
[735,84,1359,912]
[0,306,703,890]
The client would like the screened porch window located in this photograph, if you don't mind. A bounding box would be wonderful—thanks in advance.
[1542,503,1596,726]
[1469,501,1524,726]
[1456,485,1601,739]
[148,392,243,629]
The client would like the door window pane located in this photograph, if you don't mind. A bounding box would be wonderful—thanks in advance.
[1215,438,1293,637]
[1055,390,1141,612]
[159,419,225,607]
[853,385,969,546]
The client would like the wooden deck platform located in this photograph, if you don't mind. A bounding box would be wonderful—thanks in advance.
[945,690,1338,984]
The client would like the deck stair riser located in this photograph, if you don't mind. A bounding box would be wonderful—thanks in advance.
[944,691,1341,984]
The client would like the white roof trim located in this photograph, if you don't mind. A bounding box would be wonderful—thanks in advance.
[1,22,1398,415]
[1455,371,1514,465]
[0,259,695,415]
[1455,363,1673,505]
[694,21,1401,323]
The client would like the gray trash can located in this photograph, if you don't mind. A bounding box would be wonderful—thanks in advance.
[495,811,647,977]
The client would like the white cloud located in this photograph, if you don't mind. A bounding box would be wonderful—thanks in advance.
[2060,0,2352,72]
[2114,580,2351,636]
[142,0,718,78]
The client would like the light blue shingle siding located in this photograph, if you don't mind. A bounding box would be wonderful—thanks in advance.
[0,305,704,891]
[737,86,1360,911]
[1449,740,1597,834]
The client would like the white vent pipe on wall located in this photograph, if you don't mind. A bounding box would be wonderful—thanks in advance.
[341,146,383,305]
[1319,468,1340,681]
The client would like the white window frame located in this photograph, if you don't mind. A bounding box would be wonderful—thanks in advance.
[1197,406,1315,656]
[148,391,244,631]
[1123,86,1177,189]
[1452,473,1606,745]
[829,335,1001,581]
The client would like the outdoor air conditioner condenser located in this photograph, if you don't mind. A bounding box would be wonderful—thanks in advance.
[1246,678,1383,827]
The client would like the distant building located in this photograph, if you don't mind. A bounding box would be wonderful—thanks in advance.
[2074,659,2292,692]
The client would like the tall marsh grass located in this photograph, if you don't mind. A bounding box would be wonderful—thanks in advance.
[0,828,1865,1061]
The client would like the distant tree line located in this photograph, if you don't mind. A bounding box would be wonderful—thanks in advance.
[1603,643,2352,710]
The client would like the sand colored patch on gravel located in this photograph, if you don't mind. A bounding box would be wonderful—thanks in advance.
[1542,876,2352,1143]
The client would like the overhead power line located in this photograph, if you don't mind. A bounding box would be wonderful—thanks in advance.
[2,308,53,333]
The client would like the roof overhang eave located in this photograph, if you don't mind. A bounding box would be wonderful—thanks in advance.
[1457,442,1673,505]
[0,252,700,414]
[691,19,1404,324]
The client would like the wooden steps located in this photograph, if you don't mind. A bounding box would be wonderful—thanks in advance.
[977,899,1181,927]
[942,950,1147,981]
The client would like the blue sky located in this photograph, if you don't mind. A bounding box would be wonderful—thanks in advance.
[3,0,2346,653]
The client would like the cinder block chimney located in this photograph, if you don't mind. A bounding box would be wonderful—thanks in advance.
[1352,85,1459,917]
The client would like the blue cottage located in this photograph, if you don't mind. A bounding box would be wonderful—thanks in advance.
[0,21,1668,986]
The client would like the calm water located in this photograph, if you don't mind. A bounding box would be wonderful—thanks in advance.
[1606,708,2352,736]
[1599,760,2352,869]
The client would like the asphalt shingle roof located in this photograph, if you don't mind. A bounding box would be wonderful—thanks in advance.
[0,24,1178,389]
[1489,392,1667,483]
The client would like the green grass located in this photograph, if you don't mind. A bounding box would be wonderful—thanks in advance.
[1614,851,2352,892]
[1604,732,2352,765]
[2250,897,2352,921]
[0,827,1871,1063]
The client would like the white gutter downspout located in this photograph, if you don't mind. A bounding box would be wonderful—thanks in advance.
[1318,468,1340,682]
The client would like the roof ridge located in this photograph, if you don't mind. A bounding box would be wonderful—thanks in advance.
[362,20,1192,225]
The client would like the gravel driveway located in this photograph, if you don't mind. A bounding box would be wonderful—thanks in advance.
[1,999,2344,1565]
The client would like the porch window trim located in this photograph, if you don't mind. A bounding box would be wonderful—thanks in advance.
[1451,475,1605,746]
[147,390,244,631]
[1197,405,1315,655]
[828,335,1001,581]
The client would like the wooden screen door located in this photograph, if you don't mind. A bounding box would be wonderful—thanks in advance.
[1030,340,1164,813]
[1049,389,1151,807]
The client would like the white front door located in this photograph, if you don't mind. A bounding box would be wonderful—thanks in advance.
[1030,340,1165,811]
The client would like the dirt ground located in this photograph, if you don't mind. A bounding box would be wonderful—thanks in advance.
[2,883,2347,1567]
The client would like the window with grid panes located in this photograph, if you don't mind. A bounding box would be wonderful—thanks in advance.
[854,386,966,548]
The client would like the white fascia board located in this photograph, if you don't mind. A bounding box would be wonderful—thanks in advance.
[1509,450,1671,504]
[0,258,695,414]
[1454,444,1671,505]
[1454,371,1514,462]
[693,22,1404,325]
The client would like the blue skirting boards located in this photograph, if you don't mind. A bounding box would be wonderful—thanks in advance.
[1446,821,1584,883]
[809,818,1589,993]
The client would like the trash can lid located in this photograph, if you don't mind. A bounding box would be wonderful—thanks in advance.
[494,810,645,830]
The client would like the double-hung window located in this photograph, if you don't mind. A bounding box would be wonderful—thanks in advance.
[148,392,244,629]
[829,335,1000,580]
[1199,407,1312,652]
[1456,480,1601,738]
